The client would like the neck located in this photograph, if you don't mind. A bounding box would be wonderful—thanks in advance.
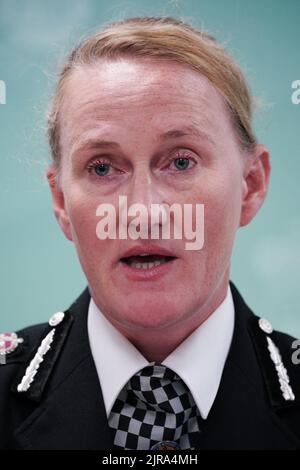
[116,279,229,362]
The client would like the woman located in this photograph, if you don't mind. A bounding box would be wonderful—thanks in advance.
[0,16,299,450]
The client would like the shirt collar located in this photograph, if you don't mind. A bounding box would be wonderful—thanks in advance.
[88,285,234,419]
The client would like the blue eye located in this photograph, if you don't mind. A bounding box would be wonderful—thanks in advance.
[86,158,124,180]
[94,163,111,176]
[173,157,191,170]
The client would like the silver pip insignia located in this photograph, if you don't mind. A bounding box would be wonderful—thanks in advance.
[49,311,65,327]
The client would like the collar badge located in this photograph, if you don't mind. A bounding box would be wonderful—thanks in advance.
[0,332,24,360]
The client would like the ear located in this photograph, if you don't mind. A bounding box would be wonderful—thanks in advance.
[46,165,73,241]
[240,144,271,227]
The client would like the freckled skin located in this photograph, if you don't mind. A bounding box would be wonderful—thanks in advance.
[47,58,270,361]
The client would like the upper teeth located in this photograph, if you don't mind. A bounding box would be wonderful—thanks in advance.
[130,257,167,269]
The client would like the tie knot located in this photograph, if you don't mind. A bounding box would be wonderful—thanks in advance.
[110,362,202,449]
[127,363,189,413]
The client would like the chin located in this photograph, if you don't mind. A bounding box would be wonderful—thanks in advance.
[115,301,185,331]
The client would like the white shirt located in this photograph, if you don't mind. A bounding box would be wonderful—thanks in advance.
[88,285,234,420]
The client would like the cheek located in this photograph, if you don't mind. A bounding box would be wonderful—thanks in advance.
[188,171,243,253]
[178,176,242,294]
[64,187,104,258]
[204,177,243,258]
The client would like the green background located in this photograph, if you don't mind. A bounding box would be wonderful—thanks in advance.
[0,0,299,336]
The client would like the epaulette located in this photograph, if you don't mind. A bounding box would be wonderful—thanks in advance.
[9,310,73,402]
[250,316,300,409]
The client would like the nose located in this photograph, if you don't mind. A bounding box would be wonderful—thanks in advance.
[120,169,168,239]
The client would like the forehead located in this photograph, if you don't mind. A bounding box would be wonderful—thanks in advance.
[60,58,233,150]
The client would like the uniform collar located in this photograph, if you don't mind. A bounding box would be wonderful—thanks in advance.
[88,285,234,419]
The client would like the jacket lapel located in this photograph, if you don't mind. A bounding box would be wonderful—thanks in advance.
[12,288,113,450]
[196,283,300,449]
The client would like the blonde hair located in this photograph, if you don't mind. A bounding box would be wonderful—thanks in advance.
[47,16,257,164]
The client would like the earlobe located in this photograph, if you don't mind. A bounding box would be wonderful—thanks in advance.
[240,144,271,227]
[46,165,73,241]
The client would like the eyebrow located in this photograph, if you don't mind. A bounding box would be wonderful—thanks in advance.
[71,125,214,156]
[158,126,214,144]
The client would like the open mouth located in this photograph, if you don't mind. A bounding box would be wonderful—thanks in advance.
[120,254,176,270]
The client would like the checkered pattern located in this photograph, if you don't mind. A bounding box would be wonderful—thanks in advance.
[109,363,202,450]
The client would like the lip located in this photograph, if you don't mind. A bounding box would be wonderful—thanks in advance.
[119,256,178,281]
[119,244,178,259]
[118,243,178,281]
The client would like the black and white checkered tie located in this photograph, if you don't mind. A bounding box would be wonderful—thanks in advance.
[109,363,202,450]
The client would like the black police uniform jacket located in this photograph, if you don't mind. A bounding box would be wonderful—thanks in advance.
[1,283,300,450]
